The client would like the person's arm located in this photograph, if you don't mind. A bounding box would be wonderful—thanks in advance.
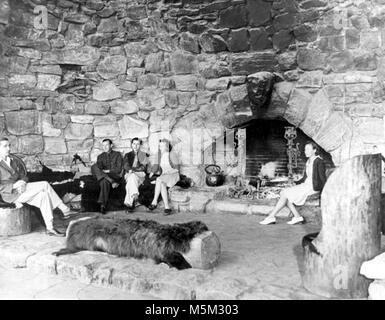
[111,152,124,177]
[295,170,306,184]
[170,151,180,172]
[123,153,132,173]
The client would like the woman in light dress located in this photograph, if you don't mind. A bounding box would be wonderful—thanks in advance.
[148,139,180,215]
[259,141,327,225]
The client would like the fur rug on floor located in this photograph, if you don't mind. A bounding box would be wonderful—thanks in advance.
[53,216,209,270]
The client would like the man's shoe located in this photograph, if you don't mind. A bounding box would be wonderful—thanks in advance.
[100,205,106,214]
[287,216,305,225]
[259,216,277,225]
[46,228,65,237]
[163,208,173,216]
[125,204,135,213]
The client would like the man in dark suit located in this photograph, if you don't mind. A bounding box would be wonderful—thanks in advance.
[0,136,75,236]
[91,139,123,214]
[123,137,149,212]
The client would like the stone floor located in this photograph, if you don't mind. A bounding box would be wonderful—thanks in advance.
[0,208,383,300]
[0,262,158,300]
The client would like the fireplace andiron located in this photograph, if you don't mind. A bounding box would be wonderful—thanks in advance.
[284,126,300,183]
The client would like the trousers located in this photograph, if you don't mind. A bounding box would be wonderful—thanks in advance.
[12,181,64,230]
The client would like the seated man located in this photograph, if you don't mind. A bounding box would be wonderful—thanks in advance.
[0,136,75,236]
[91,139,123,214]
[123,137,149,212]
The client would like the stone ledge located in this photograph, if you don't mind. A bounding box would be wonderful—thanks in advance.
[0,224,248,300]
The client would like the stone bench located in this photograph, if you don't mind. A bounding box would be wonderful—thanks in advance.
[0,206,32,236]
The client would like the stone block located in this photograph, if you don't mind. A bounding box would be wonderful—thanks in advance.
[247,0,271,27]
[70,115,94,124]
[293,24,318,42]
[36,74,61,91]
[58,94,83,115]
[272,29,294,51]
[273,12,297,31]
[41,46,100,66]
[145,52,166,74]
[67,139,94,153]
[110,100,138,115]
[346,28,360,49]
[94,115,120,138]
[277,51,297,71]
[205,77,230,91]
[64,123,93,140]
[313,112,353,152]
[231,52,277,75]
[249,28,272,50]
[297,48,326,71]
[19,135,44,155]
[327,51,354,72]
[137,74,159,89]
[85,101,110,115]
[284,89,312,126]
[5,110,40,135]
[300,90,333,138]
[9,74,36,88]
[137,89,166,111]
[118,116,149,139]
[219,5,248,28]
[354,117,385,144]
[179,32,200,54]
[44,137,67,154]
[42,114,61,137]
[0,97,21,112]
[97,55,127,80]
[0,206,31,237]
[97,16,119,33]
[228,28,249,52]
[199,33,228,53]
[93,81,122,101]
[173,75,204,91]
[170,50,198,75]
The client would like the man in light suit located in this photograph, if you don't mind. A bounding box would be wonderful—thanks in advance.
[0,136,75,236]
[123,137,149,212]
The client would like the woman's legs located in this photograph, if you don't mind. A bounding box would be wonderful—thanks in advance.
[160,182,170,209]
[151,178,162,205]
[286,200,301,218]
[267,193,288,218]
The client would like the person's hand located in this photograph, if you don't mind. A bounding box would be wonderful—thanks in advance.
[129,169,133,174]
[13,180,26,194]
[17,183,26,194]
[103,169,110,173]
[111,182,119,189]
[149,172,153,178]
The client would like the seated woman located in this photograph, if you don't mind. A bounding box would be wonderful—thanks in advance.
[148,139,180,215]
[259,141,327,225]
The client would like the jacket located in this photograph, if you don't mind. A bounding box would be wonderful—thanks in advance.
[92,150,124,182]
[0,154,28,203]
[296,157,326,192]
[123,150,149,173]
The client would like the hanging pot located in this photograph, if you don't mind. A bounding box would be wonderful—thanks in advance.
[205,164,225,187]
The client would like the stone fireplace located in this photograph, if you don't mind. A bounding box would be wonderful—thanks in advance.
[245,119,334,179]
[0,0,385,188]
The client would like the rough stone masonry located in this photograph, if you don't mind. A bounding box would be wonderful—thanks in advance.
[0,0,385,186]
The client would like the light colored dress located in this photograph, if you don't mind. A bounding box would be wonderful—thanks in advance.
[158,152,179,188]
[282,156,319,206]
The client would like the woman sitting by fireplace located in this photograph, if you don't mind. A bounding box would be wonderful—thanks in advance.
[147,138,180,215]
[259,141,326,225]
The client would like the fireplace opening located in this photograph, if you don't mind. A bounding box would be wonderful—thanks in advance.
[245,119,334,179]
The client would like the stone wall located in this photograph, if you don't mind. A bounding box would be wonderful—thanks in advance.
[1,0,385,182]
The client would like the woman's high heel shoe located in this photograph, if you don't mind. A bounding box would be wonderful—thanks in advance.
[148,204,157,211]
[259,216,276,225]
